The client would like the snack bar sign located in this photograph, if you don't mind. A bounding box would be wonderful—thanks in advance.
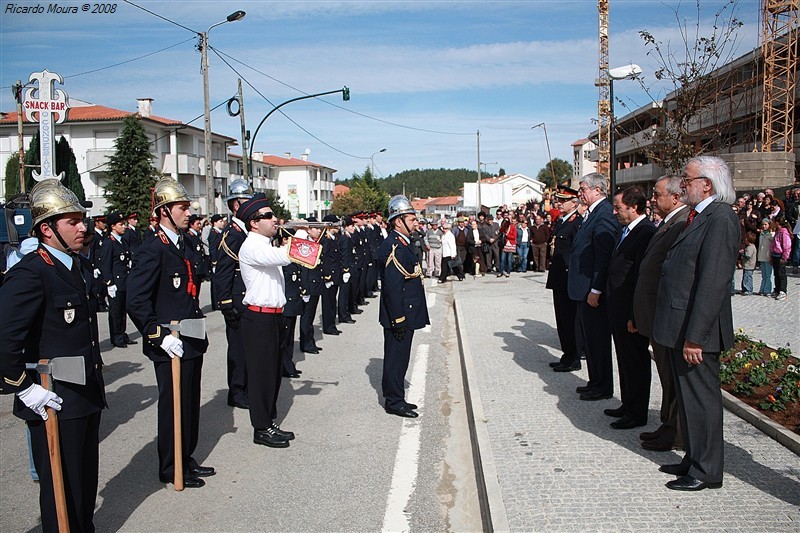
[23,69,70,181]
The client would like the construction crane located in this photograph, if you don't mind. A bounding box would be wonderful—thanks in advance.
[596,0,611,177]
[761,0,798,153]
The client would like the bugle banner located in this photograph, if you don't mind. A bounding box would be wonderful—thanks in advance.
[287,237,322,268]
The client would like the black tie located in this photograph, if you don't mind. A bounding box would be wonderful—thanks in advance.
[70,257,86,292]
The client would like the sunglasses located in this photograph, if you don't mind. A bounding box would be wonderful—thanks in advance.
[252,212,275,221]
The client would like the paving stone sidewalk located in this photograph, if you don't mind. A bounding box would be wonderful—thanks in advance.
[452,271,800,532]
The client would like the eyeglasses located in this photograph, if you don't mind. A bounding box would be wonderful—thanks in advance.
[252,212,275,221]
[578,186,595,193]
[680,174,707,185]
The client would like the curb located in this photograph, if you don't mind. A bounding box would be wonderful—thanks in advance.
[721,389,800,457]
[453,299,510,533]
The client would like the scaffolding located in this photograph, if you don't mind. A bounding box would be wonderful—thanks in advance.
[596,0,611,177]
[761,0,798,153]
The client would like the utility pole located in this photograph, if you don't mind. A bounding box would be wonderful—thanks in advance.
[14,80,26,193]
[237,79,249,182]
[476,130,482,213]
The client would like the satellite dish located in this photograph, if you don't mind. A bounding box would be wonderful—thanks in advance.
[304,148,311,155]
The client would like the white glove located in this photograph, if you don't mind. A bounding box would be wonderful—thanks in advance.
[17,383,62,421]
[108,285,117,298]
[343,273,351,283]
[302,295,311,303]
[93,268,101,279]
[161,335,184,359]
[325,281,333,289]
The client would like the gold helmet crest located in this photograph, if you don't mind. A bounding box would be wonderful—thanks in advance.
[152,177,191,213]
[29,179,86,227]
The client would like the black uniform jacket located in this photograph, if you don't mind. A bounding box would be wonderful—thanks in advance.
[545,210,583,292]
[283,262,304,317]
[99,234,131,291]
[123,225,142,253]
[378,231,430,330]
[320,233,341,284]
[213,221,247,312]
[0,246,106,420]
[126,228,208,362]
[338,232,353,274]
[185,229,210,280]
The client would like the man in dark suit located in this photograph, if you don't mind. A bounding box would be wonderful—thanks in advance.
[122,212,141,253]
[127,177,214,488]
[337,217,356,323]
[320,215,343,335]
[100,212,135,348]
[653,156,739,491]
[1,179,106,532]
[298,219,324,354]
[604,186,656,429]
[568,172,619,400]
[546,187,583,371]
[379,195,430,418]
[207,214,225,311]
[633,175,689,452]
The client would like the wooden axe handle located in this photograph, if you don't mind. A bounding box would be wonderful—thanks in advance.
[170,322,184,492]
[39,360,70,532]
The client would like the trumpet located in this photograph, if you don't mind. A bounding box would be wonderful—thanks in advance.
[278,220,341,229]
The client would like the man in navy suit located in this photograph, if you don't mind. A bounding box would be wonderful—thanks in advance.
[379,195,430,418]
[653,156,739,491]
[568,172,619,400]
[604,186,656,429]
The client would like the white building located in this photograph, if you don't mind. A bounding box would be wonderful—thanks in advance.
[571,138,597,184]
[462,173,545,210]
[0,98,236,215]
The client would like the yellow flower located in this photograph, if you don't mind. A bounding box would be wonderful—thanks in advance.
[744,362,752,369]
[770,352,778,360]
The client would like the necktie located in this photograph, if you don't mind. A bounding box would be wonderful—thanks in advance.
[619,226,629,245]
[684,209,698,228]
[70,257,86,292]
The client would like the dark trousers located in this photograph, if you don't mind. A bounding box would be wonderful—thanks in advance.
[669,346,724,483]
[322,283,338,331]
[611,313,652,423]
[299,294,321,351]
[225,319,248,404]
[772,255,787,293]
[652,340,683,446]
[28,411,101,533]
[338,280,352,321]
[532,243,548,271]
[348,268,363,312]
[366,260,379,292]
[439,256,464,281]
[109,290,128,344]
[153,356,203,481]
[382,328,415,410]
[552,290,578,365]
[358,266,369,302]
[242,309,283,428]
[281,315,298,375]
[576,298,613,395]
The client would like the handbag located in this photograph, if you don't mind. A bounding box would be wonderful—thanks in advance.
[447,257,463,270]
[503,241,516,253]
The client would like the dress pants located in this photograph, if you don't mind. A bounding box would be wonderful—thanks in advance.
[242,309,283,428]
[281,315,298,375]
[299,294,321,351]
[383,328,415,410]
[532,243,548,271]
[669,346,724,483]
[153,356,203,482]
[611,313,651,423]
[225,318,248,405]
[321,283,338,331]
[108,290,128,345]
[652,340,683,446]
[338,281,352,321]
[366,261,379,292]
[552,290,578,365]
[348,269,362,312]
[576,299,613,395]
[28,412,101,533]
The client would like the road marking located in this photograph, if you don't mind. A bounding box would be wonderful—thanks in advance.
[382,343,429,533]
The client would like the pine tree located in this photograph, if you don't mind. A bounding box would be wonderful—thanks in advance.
[22,131,39,193]
[56,136,85,201]
[105,115,159,226]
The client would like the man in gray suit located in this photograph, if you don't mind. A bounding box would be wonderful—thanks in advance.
[653,156,739,491]
[633,175,688,452]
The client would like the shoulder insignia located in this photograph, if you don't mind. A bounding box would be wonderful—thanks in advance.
[232,224,243,233]
[157,230,169,245]
[36,248,55,266]
[220,232,240,262]
[148,325,161,340]
[4,372,26,387]
[568,214,576,223]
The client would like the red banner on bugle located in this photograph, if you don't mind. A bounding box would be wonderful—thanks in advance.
[287,237,322,268]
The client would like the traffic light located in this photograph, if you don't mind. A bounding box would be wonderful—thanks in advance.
[342,86,350,101]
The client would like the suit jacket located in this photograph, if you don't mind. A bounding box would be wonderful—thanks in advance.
[282,262,304,317]
[337,231,353,273]
[208,228,223,267]
[652,202,740,352]
[123,225,141,253]
[633,206,689,339]
[99,234,132,291]
[545,210,583,292]
[213,220,247,312]
[0,247,106,420]
[320,233,341,284]
[378,231,430,330]
[606,218,657,324]
[185,230,210,280]
[567,198,619,301]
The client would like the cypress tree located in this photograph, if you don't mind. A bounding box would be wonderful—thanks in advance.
[56,136,85,201]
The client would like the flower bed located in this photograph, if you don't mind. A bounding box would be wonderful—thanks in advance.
[720,330,799,435]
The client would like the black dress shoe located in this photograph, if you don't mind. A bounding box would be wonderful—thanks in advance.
[659,463,690,476]
[666,475,722,491]
[296,369,302,374]
[549,362,561,368]
[112,342,127,349]
[610,416,646,430]
[603,406,626,417]
[641,437,680,452]
[124,337,138,345]
[341,319,356,324]
[254,428,290,448]
[385,405,419,418]
[553,362,581,372]
[639,427,664,441]
[351,309,363,315]
[271,423,295,440]
[405,402,418,410]
[302,348,319,354]
[358,300,368,306]
[228,399,250,409]
[189,465,216,477]
[579,391,612,401]
[159,475,205,488]
[576,385,591,393]
[323,329,341,335]
[283,372,301,378]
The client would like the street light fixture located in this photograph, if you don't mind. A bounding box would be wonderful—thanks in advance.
[531,123,556,190]
[370,148,387,178]
[479,161,497,174]
[201,10,246,215]
[607,64,642,194]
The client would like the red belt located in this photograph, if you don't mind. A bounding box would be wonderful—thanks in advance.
[247,305,283,314]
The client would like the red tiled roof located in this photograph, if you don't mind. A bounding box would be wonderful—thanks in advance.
[0,104,182,126]
[227,152,336,172]
[411,198,433,211]
[425,195,460,206]
[572,138,591,146]
[334,184,350,197]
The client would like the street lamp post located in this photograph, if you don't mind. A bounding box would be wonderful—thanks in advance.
[201,9,246,215]
[532,122,556,190]
[607,64,641,194]
[370,148,387,178]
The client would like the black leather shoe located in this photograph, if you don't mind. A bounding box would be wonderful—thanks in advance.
[254,428,290,448]
[190,465,216,477]
[666,475,722,491]
[112,342,127,349]
[385,405,419,418]
[351,309,363,314]
[323,329,341,335]
[659,463,690,476]
[576,385,591,393]
[271,423,295,440]
[639,427,664,441]
[228,399,250,409]
[549,362,561,368]
[366,293,376,298]
[579,391,612,401]
[358,300,368,306]
[160,475,205,488]
[405,402,418,410]
[296,369,302,375]
[283,372,301,378]
[302,348,320,354]
[553,363,581,372]
[603,406,626,417]
[641,437,681,452]
[341,319,356,324]
[610,416,646,429]
[124,337,138,345]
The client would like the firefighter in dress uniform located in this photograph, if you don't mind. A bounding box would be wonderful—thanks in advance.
[100,212,136,348]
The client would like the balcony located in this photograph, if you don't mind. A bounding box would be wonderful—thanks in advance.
[160,153,230,179]
[85,149,115,172]
[616,163,665,185]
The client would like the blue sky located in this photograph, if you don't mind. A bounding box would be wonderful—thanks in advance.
[0,0,760,182]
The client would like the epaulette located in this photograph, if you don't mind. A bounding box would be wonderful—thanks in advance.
[220,231,239,262]
[157,230,170,245]
[567,213,577,223]
[36,248,54,266]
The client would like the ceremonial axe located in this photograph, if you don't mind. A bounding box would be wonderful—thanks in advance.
[161,318,205,492]
[27,356,86,533]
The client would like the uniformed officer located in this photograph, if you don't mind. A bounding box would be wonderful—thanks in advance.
[337,216,356,324]
[213,179,254,409]
[279,227,303,378]
[379,195,430,418]
[122,211,142,253]
[320,214,342,335]
[350,212,369,309]
[126,177,214,488]
[100,212,136,348]
[0,179,106,532]
[90,213,108,311]
[364,211,381,297]
[546,186,585,372]
[186,214,210,296]
[297,218,324,354]
[207,213,225,310]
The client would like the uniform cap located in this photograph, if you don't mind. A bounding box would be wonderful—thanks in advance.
[236,193,270,223]
[210,214,224,223]
[322,214,339,223]
[107,212,124,226]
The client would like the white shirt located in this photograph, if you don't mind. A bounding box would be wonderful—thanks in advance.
[238,231,291,308]
[441,230,456,257]
[471,228,481,243]
[662,204,687,225]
